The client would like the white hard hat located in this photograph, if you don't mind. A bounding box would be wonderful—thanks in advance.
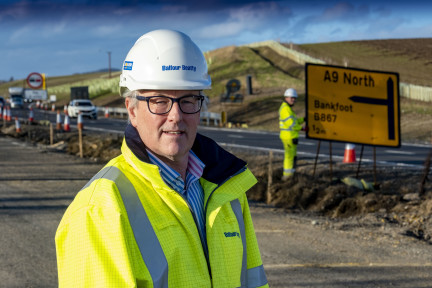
[119,29,211,92]
[284,88,298,98]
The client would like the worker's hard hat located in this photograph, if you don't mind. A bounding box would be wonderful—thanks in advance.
[284,88,298,98]
[119,29,211,93]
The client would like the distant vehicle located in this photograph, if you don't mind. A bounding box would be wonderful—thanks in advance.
[67,99,97,119]
[10,95,24,109]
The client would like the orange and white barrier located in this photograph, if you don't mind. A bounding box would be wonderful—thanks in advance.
[343,143,356,163]
[77,113,83,130]
[56,110,62,130]
[28,108,34,123]
[104,107,109,118]
[7,107,12,122]
[15,117,21,133]
[63,113,70,132]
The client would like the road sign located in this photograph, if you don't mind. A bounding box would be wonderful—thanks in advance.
[26,72,44,89]
[305,63,400,147]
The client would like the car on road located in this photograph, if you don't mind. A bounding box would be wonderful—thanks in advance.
[10,96,24,109]
[67,99,98,119]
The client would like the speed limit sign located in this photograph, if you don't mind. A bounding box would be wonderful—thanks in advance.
[27,72,44,89]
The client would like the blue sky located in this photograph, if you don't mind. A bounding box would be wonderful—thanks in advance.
[1,0,432,81]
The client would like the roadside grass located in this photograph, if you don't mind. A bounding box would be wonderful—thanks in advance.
[295,39,432,86]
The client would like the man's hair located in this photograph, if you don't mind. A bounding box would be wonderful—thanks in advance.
[122,89,139,108]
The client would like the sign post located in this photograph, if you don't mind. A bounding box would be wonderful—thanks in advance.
[306,63,400,147]
[26,72,44,89]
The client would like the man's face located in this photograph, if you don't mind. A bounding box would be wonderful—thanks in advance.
[126,90,201,163]
[285,96,296,105]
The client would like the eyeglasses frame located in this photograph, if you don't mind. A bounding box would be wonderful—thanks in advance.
[135,94,205,115]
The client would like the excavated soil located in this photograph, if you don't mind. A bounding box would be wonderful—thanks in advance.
[2,122,432,245]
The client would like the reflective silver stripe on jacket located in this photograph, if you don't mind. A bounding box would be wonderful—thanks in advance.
[231,199,268,288]
[83,166,169,288]
[280,115,295,131]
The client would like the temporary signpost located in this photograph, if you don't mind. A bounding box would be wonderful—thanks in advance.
[306,63,400,147]
[305,63,401,185]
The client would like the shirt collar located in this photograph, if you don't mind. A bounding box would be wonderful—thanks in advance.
[146,149,205,194]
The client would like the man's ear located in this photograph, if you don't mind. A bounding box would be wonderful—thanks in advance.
[125,98,138,127]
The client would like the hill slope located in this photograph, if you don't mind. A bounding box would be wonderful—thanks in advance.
[1,39,431,143]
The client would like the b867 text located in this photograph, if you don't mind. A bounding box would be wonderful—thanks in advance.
[314,113,337,122]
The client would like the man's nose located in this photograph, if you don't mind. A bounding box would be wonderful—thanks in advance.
[167,101,182,121]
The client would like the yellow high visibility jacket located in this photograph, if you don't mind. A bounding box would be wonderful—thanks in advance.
[279,101,304,140]
[55,125,268,288]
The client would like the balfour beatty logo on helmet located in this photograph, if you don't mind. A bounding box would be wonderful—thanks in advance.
[162,65,197,72]
[123,61,133,71]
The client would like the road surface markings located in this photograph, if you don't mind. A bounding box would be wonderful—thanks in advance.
[264,262,432,269]
[228,134,244,139]
[384,150,415,155]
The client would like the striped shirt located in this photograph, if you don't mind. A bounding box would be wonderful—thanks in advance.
[146,149,208,256]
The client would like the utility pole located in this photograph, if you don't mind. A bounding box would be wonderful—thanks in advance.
[107,51,111,78]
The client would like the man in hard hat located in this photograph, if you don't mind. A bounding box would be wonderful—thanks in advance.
[279,88,305,180]
[55,29,268,288]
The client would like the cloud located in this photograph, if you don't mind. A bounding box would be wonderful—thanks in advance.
[92,24,123,37]
[197,1,289,38]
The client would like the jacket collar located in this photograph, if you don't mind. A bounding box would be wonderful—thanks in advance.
[124,123,246,185]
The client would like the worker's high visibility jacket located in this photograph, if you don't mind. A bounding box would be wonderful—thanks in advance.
[279,101,304,140]
[55,125,268,288]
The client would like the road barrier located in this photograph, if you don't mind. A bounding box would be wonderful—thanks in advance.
[201,111,221,126]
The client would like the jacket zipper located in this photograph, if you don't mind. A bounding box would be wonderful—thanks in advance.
[203,166,247,279]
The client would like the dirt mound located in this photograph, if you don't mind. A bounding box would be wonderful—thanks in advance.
[2,122,432,244]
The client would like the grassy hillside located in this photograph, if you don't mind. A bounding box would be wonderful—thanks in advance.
[293,38,432,87]
[1,38,431,142]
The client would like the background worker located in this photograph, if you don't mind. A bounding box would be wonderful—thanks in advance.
[279,88,305,180]
[55,29,268,288]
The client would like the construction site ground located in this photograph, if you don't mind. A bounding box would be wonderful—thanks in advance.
[0,131,431,288]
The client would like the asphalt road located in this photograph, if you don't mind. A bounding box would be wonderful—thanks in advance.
[1,134,431,287]
[11,106,432,169]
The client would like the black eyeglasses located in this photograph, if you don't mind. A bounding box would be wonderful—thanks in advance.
[136,95,205,115]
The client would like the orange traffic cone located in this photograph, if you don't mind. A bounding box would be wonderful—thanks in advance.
[77,112,83,130]
[64,105,67,114]
[15,117,21,133]
[104,107,109,118]
[343,143,356,163]
[28,108,34,123]
[56,110,62,130]
[51,104,56,112]
[63,113,70,132]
